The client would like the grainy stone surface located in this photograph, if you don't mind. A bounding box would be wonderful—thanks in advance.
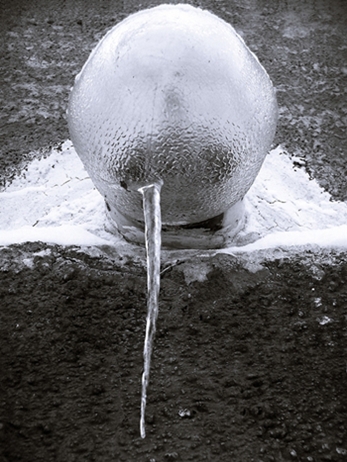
[1,244,347,461]
[1,1,347,461]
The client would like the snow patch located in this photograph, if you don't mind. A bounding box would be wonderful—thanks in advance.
[1,141,347,255]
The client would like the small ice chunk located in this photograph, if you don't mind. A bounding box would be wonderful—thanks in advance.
[22,257,35,268]
[318,315,332,325]
[178,408,191,418]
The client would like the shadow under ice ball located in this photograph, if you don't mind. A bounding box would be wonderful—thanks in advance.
[68,4,278,248]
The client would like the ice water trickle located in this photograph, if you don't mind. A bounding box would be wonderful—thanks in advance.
[138,182,162,439]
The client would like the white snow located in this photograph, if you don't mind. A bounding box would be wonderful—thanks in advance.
[224,145,347,253]
[1,140,347,255]
[0,141,120,248]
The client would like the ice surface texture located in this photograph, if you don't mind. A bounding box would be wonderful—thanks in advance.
[68,4,278,226]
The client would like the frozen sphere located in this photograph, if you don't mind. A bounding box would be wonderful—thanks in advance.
[68,4,277,242]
